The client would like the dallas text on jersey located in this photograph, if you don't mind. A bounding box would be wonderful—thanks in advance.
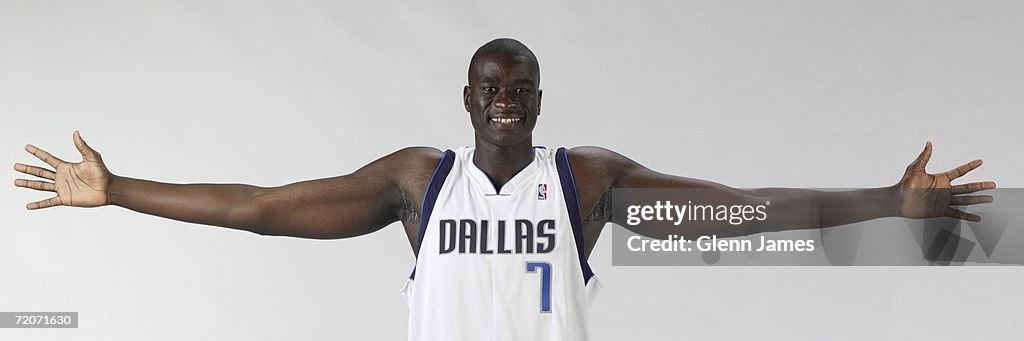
[438,219,555,254]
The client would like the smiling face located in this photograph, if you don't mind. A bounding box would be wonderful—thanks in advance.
[464,52,542,149]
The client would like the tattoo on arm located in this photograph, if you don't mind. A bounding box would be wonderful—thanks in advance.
[395,190,420,226]
[583,189,612,225]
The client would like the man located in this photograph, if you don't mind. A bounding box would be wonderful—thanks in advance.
[13,38,995,340]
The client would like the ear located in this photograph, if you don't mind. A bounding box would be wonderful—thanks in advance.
[463,85,471,112]
[537,89,543,116]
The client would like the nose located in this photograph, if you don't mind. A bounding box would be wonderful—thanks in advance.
[493,88,514,109]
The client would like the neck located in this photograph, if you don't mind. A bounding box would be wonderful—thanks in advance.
[472,136,535,191]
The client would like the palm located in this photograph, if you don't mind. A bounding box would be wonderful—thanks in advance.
[55,160,109,206]
[896,142,995,222]
[15,131,111,209]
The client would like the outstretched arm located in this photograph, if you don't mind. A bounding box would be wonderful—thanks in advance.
[571,144,995,239]
[14,131,439,239]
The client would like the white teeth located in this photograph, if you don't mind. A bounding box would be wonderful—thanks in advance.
[491,117,521,124]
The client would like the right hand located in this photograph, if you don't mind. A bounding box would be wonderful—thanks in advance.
[14,131,112,210]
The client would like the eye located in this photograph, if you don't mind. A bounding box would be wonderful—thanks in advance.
[482,87,497,94]
[514,88,529,94]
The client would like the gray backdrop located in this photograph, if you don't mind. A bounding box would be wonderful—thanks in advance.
[2,0,1021,340]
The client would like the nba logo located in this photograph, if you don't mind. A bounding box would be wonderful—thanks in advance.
[537,184,548,200]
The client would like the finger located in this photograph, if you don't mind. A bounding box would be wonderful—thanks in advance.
[27,196,63,210]
[73,130,100,161]
[945,207,980,222]
[950,195,994,206]
[13,163,56,180]
[24,144,65,168]
[942,159,983,180]
[908,141,932,172]
[14,179,56,192]
[952,181,997,194]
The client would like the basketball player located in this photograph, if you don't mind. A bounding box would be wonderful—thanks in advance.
[13,39,996,340]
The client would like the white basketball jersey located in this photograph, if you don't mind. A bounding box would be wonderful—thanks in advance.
[402,146,600,341]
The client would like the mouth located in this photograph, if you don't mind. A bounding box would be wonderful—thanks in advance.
[487,115,524,129]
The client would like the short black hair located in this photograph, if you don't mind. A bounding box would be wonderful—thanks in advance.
[468,38,540,84]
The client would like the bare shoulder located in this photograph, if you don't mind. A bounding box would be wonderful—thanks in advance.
[362,147,445,229]
[566,146,641,181]
[358,147,443,176]
[564,146,645,238]
[346,146,444,200]
[380,146,444,189]
[564,146,640,221]
[385,146,445,172]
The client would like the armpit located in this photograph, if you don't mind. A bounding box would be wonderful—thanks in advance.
[583,188,612,225]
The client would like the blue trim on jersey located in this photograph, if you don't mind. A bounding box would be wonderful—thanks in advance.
[409,149,456,280]
[555,147,596,285]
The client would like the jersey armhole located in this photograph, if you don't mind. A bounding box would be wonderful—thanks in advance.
[409,149,456,280]
[555,147,596,285]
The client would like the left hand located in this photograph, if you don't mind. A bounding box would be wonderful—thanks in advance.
[897,142,996,222]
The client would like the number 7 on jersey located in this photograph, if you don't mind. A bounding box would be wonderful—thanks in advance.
[525,261,552,313]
